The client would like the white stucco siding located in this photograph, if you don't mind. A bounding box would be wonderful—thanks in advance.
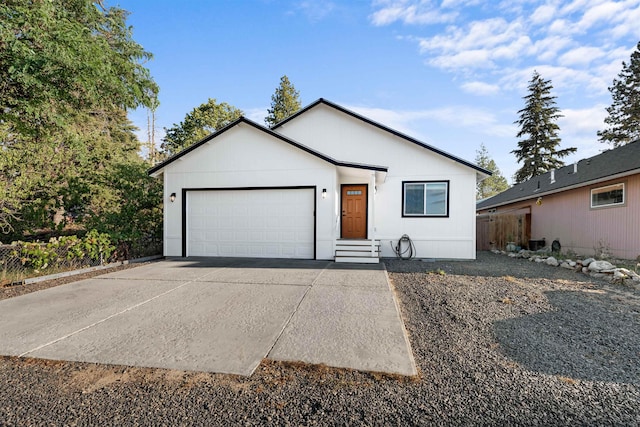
[161,123,337,259]
[279,105,478,259]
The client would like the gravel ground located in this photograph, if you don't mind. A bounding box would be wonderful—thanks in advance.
[1,251,639,425]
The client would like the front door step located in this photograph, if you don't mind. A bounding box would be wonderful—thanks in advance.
[335,239,380,264]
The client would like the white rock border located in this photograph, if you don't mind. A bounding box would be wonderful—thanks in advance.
[492,249,640,290]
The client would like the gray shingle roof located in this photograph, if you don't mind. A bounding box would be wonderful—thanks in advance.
[477,140,640,210]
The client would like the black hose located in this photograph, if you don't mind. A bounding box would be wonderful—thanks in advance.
[391,234,416,260]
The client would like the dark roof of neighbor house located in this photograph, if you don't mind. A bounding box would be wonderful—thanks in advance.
[148,116,388,176]
[477,140,640,210]
[271,98,491,176]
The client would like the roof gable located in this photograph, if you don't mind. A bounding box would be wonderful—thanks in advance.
[148,116,387,176]
[272,98,491,176]
[477,140,640,209]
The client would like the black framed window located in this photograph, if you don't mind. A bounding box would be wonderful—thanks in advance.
[402,181,449,217]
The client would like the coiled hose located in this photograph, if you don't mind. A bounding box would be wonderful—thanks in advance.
[391,234,416,260]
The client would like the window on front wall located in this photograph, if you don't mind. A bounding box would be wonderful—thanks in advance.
[402,181,449,217]
[591,183,625,208]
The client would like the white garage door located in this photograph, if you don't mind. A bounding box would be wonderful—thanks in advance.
[187,188,315,259]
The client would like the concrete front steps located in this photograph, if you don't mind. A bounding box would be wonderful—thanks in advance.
[335,239,381,264]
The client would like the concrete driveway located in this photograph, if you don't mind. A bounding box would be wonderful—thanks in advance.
[0,258,416,376]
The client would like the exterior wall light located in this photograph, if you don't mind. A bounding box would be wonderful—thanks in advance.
[170,192,176,203]
[322,188,327,199]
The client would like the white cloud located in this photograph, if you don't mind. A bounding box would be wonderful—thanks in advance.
[346,104,515,139]
[428,49,494,70]
[500,65,605,94]
[531,4,556,25]
[559,105,608,136]
[460,81,501,95]
[530,36,574,62]
[577,1,628,32]
[419,18,525,53]
[376,0,639,98]
[558,46,605,66]
[245,107,268,124]
[293,1,336,22]
[440,0,482,7]
[369,0,457,26]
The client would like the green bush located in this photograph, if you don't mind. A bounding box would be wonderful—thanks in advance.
[13,230,115,272]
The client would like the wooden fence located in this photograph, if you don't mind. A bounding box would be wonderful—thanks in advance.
[477,211,531,251]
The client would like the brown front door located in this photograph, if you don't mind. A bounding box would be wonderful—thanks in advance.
[341,184,367,239]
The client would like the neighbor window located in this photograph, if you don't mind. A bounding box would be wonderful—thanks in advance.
[591,183,625,208]
[402,181,449,217]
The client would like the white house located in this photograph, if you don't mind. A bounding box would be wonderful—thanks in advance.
[149,99,490,263]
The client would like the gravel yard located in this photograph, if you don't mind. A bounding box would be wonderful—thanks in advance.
[1,252,639,425]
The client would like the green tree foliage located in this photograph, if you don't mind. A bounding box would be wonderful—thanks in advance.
[161,99,243,157]
[512,71,576,184]
[0,0,158,135]
[265,75,301,126]
[475,143,509,200]
[0,0,159,240]
[598,41,640,147]
[84,162,163,258]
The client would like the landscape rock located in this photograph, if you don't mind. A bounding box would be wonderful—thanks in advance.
[582,267,589,273]
[545,257,559,267]
[582,258,596,267]
[588,260,615,272]
[519,250,532,258]
[614,270,627,280]
[535,258,545,263]
[560,262,573,269]
[569,261,576,267]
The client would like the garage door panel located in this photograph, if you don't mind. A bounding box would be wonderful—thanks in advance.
[188,189,314,259]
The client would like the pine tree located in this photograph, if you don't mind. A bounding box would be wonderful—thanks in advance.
[265,75,301,126]
[597,41,640,147]
[511,71,576,183]
[475,143,509,200]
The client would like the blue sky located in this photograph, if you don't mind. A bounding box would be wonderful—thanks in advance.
[115,0,640,182]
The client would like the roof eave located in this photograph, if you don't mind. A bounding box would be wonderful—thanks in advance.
[273,98,491,176]
[147,115,388,176]
[478,167,640,210]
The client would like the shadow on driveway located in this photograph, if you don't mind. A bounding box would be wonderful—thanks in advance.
[167,257,385,270]
[493,289,640,384]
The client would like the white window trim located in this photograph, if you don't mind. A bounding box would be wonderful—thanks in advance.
[590,182,625,209]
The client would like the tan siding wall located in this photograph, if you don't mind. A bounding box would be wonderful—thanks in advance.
[478,173,640,260]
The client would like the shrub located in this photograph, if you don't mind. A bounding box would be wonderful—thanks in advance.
[13,229,114,272]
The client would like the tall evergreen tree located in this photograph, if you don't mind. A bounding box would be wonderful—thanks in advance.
[511,71,576,184]
[161,99,243,157]
[475,143,509,200]
[597,41,640,147]
[265,75,301,126]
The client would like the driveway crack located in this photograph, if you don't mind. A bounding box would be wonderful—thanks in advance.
[19,268,226,357]
[264,263,330,359]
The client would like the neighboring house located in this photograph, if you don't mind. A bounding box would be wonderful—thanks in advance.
[149,99,490,262]
[476,140,640,260]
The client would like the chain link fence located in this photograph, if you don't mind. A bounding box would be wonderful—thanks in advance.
[0,236,162,286]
